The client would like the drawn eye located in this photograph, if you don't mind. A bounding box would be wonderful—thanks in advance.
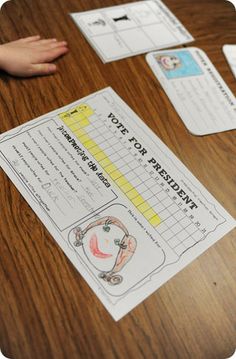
[103,224,110,232]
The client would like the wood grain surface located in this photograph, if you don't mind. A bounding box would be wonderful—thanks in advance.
[0,1,235,358]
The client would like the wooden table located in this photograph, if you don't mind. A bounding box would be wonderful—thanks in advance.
[0,1,235,358]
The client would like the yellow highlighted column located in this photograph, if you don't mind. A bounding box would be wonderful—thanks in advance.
[59,104,162,227]
[121,182,133,193]
[83,140,97,150]
[143,208,157,220]
[115,176,128,187]
[94,151,107,162]
[126,188,139,200]
[104,164,117,174]
[99,158,112,167]
[137,202,150,213]
[79,135,90,144]
[132,195,145,206]
[149,215,162,226]
[79,118,90,128]
[90,146,102,155]
[110,170,123,180]
[76,104,94,117]
[74,128,86,138]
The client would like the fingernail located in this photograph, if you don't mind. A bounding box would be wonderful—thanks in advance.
[48,64,57,72]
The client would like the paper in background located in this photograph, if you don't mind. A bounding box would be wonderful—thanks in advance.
[146,47,236,136]
[223,45,236,79]
[71,0,193,63]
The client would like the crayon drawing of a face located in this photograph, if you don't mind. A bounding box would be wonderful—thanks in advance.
[73,217,137,285]
[82,224,124,272]
[157,55,181,71]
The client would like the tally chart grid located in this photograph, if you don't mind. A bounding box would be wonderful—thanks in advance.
[83,112,205,257]
[88,2,164,45]
[80,1,179,60]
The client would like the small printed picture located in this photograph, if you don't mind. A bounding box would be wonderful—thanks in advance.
[80,13,113,35]
[156,50,203,79]
[105,9,136,30]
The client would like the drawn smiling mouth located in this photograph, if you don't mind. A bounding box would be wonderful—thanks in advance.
[89,234,113,258]
[162,58,172,69]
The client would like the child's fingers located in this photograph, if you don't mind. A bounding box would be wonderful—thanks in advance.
[37,41,68,51]
[30,63,57,76]
[15,37,59,46]
[47,41,68,49]
[38,46,69,62]
[18,35,41,43]
[33,38,58,46]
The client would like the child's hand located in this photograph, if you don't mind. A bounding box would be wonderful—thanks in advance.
[0,35,69,77]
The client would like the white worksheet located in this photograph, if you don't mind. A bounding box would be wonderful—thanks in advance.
[0,88,235,320]
[146,47,236,135]
[223,44,236,79]
[70,0,193,62]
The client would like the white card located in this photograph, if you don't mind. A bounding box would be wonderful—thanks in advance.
[0,88,235,320]
[223,44,236,79]
[146,47,236,135]
[70,0,193,62]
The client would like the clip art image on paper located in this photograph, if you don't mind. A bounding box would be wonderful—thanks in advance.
[156,51,203,79]
[157,54,181,71]
[73,216,137,286]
